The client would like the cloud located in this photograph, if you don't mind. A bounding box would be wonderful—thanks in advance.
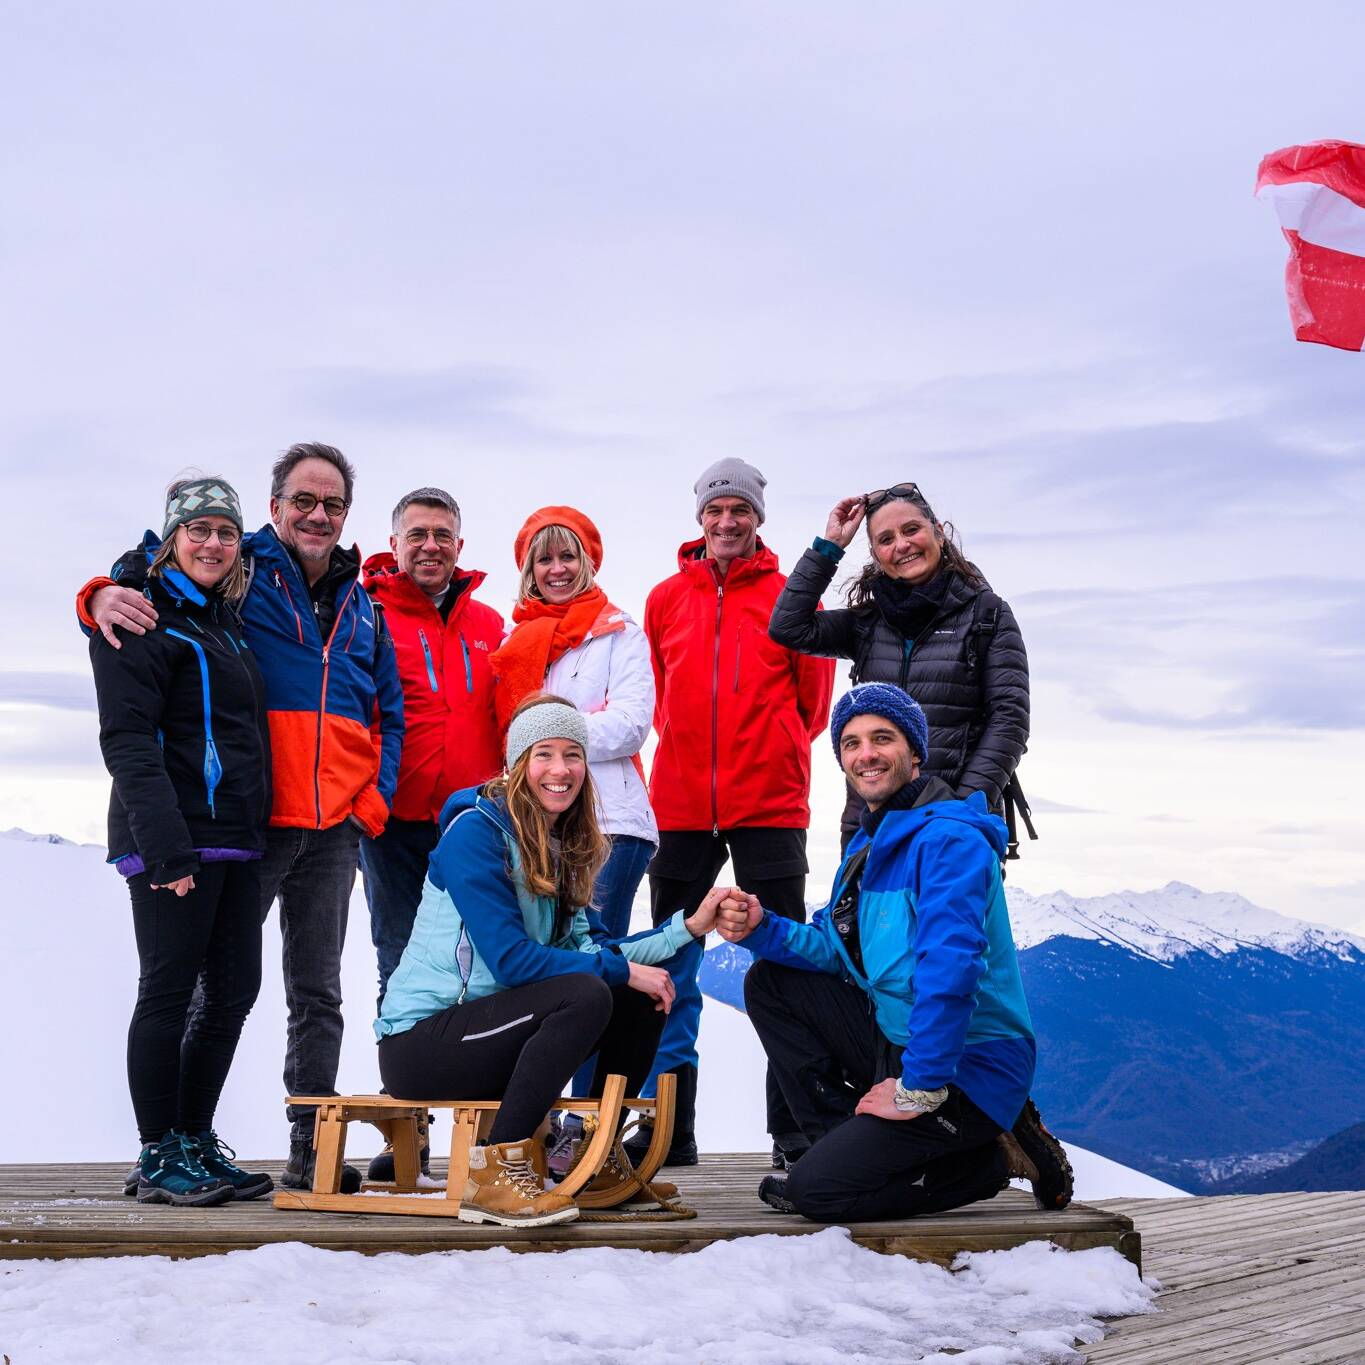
[1027,796,1102,815]
[293,366,636,448]
[0,672,96,712]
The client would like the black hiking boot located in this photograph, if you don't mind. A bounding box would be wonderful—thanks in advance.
[1001,1099,1073,1210]
[758,1173,799,1215]
[621,1065,699,1168]
[367,1112,432,1183]
[281,1139,361,1194]
[771,1138,810,1171]
[123,1145,153,1196]
[193,1131,273,1200]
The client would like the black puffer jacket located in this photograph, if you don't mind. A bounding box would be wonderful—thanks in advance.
[89,553,272,884]
[769,543,1029,833]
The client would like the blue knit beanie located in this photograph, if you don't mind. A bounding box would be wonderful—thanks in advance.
[830,683,930,763]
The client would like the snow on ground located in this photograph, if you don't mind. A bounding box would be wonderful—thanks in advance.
[0,1228,1155,1365]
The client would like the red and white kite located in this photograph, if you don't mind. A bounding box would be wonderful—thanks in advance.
[1256,140,1365,351]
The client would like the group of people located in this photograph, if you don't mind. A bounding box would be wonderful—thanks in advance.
[81,444,1070,1228]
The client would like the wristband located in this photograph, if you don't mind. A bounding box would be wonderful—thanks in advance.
[893,1082,949,1114]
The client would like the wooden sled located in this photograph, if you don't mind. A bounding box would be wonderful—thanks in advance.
[272,1071,677,1217]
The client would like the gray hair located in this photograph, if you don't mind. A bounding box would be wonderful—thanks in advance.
[391,486,462,534]
[270,442,356,505]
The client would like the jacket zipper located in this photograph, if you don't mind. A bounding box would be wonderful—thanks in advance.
[274,570,305,644]
[459,633,473,693]
[418,628,439,692]
[313,579,358,826]
[711,578,723,835]
[165,628,222,818]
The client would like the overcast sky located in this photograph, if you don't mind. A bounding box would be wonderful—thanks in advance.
[4,1,1363,927]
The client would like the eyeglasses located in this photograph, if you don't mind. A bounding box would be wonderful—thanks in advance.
[283,491,350,518]
[182,523,241,546]
[863,482,922,512]
[401,527,459,547]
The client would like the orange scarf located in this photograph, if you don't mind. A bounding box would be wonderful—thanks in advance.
[490,586,622,731]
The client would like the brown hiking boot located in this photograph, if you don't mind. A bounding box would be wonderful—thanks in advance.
[456,1140,579,1228]
[572,1139,681,1210]
[998,1100,1074,1210]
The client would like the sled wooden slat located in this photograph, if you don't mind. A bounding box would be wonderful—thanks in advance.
[271,1072,638,1216]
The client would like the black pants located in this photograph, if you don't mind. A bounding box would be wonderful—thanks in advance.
[745,960,1008,1222]
[649,827,807,1142]
[377,975,664,1144]
[127,862,263,1144]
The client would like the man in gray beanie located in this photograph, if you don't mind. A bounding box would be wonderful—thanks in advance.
[625,458,835,1170]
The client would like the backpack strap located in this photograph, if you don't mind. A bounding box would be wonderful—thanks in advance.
[965,589,1000,679]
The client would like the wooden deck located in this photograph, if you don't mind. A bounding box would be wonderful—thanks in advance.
[0,1155,1136,1267]
[1087,1191,1365,1364]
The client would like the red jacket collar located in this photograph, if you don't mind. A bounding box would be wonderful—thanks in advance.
[675,536,780,587]
[361,553,489,615]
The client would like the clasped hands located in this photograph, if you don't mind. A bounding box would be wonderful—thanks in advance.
[683,884,764,943]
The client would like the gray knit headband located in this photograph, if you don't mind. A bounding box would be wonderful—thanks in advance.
[163,478,244,539]
[506,702,591,769]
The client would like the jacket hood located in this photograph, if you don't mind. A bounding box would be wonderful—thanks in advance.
[362,553,488,606]
[674,536,780,582]
[438,783,511,838]
[874,789,1009,862]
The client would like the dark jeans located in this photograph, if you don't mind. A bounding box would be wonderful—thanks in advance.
[359,816,440,1009]
[259,821,361,1142]
[745,960,1007,1221]
[570,834,655,1096]
[645,828,808,1141]
[127,862,263,1143]
[378,975,665,1143]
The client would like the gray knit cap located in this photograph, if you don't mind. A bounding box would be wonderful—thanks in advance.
[694,458,767,524]
[162,477,244,539]
[506,700,591,770]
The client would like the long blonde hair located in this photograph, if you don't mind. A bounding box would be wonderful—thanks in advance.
[517,524,596,605]
[484,694,609,909]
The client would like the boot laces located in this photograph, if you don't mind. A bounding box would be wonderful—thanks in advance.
[499,1151,545,1201]
[165,1132,213,1180]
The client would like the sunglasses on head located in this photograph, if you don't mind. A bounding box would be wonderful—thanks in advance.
[863,482,922,513]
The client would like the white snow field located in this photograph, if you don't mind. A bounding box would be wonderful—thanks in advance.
[1,833,1163,1363]
[1,1230,1154,1365]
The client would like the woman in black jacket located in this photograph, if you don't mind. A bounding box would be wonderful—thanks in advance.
[770,482,1029,850]
[89,477,273,1206]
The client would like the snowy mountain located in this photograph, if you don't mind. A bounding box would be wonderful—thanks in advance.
[1007,880,1365,965]
[700,881,1365,1193]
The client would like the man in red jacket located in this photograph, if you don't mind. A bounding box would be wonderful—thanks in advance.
[632,458,835,1167]
[359,487,504,1008]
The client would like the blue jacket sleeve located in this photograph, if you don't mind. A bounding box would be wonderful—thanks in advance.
[430,815,629,988]
[741,907,844,975]
[899,825,994,1090]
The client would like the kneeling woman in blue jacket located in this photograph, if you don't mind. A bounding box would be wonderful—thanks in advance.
[376,694,722,1228]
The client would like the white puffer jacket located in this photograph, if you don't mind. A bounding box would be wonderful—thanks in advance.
[543,613,658,845]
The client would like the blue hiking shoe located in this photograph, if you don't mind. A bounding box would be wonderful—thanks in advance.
[136,1132,234,1207]
[193,1130,273,1201]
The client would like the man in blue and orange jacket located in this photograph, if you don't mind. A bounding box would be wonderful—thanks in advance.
[79,442,404,1190]
[717,682,1072,1222]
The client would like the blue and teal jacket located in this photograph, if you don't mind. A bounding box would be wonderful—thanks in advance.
[376,786,697,1040]
[82,526,404,836]
[741,788,1035,1129]
[89,551,272,885]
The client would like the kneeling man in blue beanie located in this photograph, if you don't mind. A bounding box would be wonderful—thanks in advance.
[717,682,1072,1221]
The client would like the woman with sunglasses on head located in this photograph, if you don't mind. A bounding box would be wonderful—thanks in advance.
[88,477,273,1207]
[770,483,1029,851]
[376,694,726,1227]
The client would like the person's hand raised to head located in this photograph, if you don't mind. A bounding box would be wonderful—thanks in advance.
[91,585,159,650]
[716,891,764,942]
[823,496,866,549]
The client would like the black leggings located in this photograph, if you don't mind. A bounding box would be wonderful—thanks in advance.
[127,862,263,1143]
[377,974,665,1143]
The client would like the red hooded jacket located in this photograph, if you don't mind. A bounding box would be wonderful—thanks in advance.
[644,539,834,832]
[362,555,505,823]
